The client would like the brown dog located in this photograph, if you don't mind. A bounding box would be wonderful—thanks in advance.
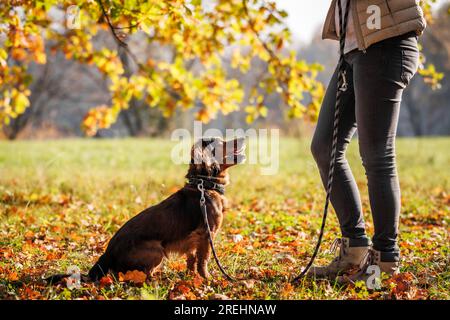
[87,137,246,280]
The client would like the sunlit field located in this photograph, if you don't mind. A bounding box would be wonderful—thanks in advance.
[0,138,448,299]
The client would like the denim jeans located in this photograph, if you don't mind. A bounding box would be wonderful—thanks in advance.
[311,32,420,262]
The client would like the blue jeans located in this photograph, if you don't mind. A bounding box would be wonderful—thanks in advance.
[311,32,419,262]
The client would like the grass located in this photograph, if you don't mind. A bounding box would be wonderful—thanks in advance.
[0,137,449,300]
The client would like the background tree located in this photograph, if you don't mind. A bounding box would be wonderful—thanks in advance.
[401,3,450,136]
[0,0,325,137]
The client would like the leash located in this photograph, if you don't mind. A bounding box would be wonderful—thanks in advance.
[292,0,350,282]
[196,179,239,281]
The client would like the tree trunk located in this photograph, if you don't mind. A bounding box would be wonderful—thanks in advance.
[118,47,144,136]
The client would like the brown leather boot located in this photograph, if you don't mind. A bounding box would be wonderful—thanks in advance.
[337,248,400,287]
[307,237,370,279]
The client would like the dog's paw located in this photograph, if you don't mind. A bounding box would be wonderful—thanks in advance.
[186,257,197,273]
[187,267,197,274]
[198,269,210,279]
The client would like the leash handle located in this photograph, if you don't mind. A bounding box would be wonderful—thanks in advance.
[197,180,237,281]
[292,0,351,283]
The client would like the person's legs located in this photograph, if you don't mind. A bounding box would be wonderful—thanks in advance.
[351,33,419,262]
[309,60,370,278]
[311,61,369,245]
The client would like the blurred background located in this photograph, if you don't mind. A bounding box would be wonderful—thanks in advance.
[2,0,449,140]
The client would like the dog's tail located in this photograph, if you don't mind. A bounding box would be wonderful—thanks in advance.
[45,273,71,284]
[87,254,110,281]
[46,255,110,284]
[45,273,89,284]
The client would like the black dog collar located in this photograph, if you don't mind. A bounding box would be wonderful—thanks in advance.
[186,176,225,195]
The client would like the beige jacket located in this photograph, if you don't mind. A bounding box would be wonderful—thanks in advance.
[323,0,426,50]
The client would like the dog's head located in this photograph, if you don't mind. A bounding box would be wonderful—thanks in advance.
[186,137,246,181]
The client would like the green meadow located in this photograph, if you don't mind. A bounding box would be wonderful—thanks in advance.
[0,138,448,299]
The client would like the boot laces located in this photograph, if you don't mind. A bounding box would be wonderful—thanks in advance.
[328,238,346,262]
[358,248,375,272]
[342,249,375,283]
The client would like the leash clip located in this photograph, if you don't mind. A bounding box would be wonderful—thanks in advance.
[197,179,206,205]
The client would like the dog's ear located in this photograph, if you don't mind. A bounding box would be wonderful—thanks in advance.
[192,139,210,165]
[192,142,203,165]
[192,138,220,165]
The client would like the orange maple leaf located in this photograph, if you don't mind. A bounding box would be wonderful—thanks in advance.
[193,275,203,288]
[8,271,19,281]
[118,270,147,284]
[99,275,114,288]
